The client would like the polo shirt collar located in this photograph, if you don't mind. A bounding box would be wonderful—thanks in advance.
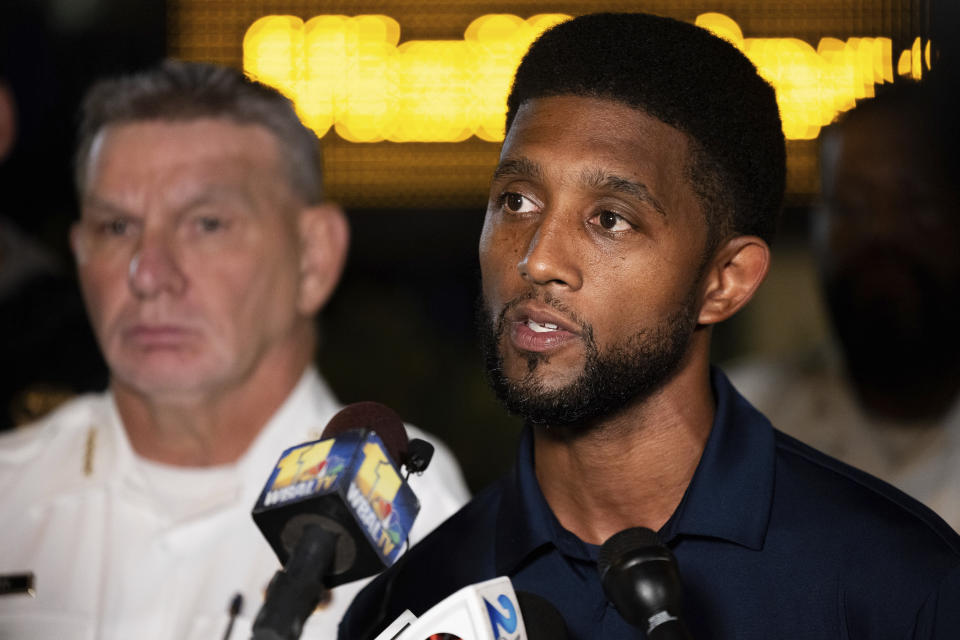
[495,425,582,575]
[494,367,775,574]
[661,368,774,550]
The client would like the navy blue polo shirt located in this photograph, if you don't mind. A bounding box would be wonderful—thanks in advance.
[340,369,960,639]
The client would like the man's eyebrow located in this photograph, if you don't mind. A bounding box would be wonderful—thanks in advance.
[582,168,667,217]
[84,186,258,219]
[175,186,257,213]
[491,157,543,182]
[81,194,131,218]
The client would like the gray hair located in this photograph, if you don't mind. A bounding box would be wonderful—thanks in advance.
[75,59,322,204]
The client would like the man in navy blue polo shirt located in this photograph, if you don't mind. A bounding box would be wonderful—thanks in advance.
[340,13,960,639]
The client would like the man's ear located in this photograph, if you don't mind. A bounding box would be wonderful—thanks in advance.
[69,221,88,266]
[697,235,770,326]
[296,203,349,316]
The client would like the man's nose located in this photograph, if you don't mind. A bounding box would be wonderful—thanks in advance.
[128,233,187,298]
[517,212,583,291]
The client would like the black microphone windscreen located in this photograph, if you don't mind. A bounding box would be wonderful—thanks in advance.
[597,526,667,577]
[320,401,409,463]
[597,527,691,639]
[516,591,570,640]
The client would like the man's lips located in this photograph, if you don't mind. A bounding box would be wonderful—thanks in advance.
[123,324,197,347]
[506,303,580,353]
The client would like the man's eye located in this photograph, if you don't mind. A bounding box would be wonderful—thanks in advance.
[591,210,632,232]
[195,216,225,233]
[99,219,132,236]
[500,192,537,214]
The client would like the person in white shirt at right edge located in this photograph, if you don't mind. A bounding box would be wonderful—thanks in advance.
[728,81,960,531]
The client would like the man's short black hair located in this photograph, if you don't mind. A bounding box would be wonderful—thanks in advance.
[506,13,786,250]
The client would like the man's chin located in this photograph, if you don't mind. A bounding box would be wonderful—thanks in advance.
[498,390,603,428]
[503,359,581,389]
[490,370,604,427]
[109,361,225,401]
[489,337,692,428]
[490,341,602,426]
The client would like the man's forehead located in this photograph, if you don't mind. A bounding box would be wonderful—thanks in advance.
[82,118,293,214]
[95,117,279,153]
[507,94,683,139]
[497,95,692,201]
[86,119,282,185]
[503,96,690,159]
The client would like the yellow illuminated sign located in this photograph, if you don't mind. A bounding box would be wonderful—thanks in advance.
[244,12,933,143]
[244,13,567,142]
[694,13,930,139]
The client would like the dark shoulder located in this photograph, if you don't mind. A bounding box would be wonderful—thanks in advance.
[770,428,960,590]
[774,429,959,548]
[339,480,505,640]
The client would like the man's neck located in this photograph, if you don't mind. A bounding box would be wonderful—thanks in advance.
[113,352,312,468]
[533,356,715,546]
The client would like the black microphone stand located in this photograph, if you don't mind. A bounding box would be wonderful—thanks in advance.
[251,524,339,640]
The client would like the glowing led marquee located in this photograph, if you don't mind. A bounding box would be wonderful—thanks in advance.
[243,14,566,143]
[243,12,934,143]
[695,13,931,139]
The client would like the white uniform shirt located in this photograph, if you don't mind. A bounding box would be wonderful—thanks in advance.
[0,368,471,639]
[727,349,960,531]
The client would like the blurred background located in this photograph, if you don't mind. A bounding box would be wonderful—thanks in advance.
[1,0,957,492]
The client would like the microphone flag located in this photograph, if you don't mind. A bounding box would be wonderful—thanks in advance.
[252,428,420,588]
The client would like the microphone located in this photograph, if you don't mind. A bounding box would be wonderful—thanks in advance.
[375,577,569,640]
[251,402,425,639]
[597,527,692,640]
[514,591,570,640]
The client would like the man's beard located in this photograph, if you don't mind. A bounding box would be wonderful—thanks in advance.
[477,290,700,428]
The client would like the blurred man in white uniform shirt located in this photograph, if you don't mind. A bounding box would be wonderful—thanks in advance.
[0,60,470,639]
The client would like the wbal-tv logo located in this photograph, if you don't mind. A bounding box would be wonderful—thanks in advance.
[349,441,405,560]
[263,439,345,506]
